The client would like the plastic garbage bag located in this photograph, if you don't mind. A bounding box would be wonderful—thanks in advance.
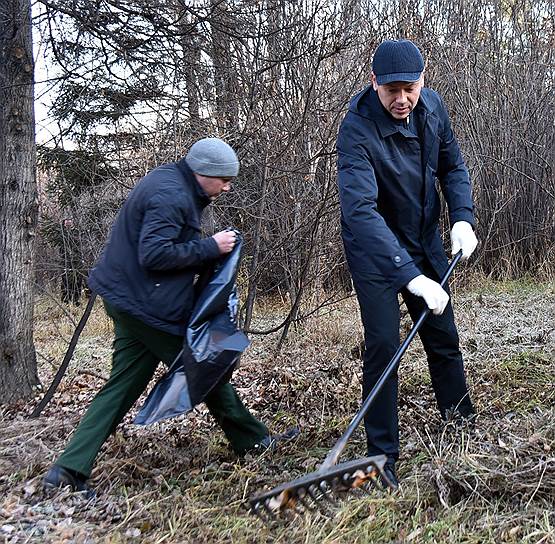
[133,360,193,425]
[134,233,249,425]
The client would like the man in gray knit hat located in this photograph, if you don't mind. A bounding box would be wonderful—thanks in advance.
[43,137,297,496]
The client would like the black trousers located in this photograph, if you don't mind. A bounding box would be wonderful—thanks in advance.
[351,261,474,460]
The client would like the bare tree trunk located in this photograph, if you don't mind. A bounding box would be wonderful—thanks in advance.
[0,0,39,402]
[210,0,239,133]
[243,160,269,330]
[180,13,202,137]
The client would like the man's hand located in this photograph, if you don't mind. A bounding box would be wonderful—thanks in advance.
[450,221,478,260]
[212,230,237,254]
[406,275,449,315]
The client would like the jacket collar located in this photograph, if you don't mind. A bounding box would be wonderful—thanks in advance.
[350,85,435,139]
[176,158,212,208]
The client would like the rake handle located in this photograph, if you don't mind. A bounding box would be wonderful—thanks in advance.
[319,251,463,470]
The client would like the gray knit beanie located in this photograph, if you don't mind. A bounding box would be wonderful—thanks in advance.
[185,137,239,177]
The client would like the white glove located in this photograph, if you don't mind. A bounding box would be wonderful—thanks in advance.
[450,221,478,260]
[406,275,450,315]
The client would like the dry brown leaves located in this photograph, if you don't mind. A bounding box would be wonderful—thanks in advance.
[1,280,554,542]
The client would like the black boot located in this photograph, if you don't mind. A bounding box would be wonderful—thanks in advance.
[243,427,300,455]
[380,459,399,491]
[43,465,95,498]
[443,406,477,428]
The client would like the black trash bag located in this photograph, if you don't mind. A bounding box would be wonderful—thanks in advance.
[134,234,249,425]
[133,359,193,425]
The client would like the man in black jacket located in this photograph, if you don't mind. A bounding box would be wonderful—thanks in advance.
[337,40,478,488]
[43,138,296,495]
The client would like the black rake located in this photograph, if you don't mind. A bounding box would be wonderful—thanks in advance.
[246,251,463,518]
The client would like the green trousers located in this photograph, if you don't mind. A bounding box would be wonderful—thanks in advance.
[56,302,268,478]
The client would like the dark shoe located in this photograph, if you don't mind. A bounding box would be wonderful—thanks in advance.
[443,407,477,429]
[380,460,399,491]
[244,427,300,454]
[43,465,95,498]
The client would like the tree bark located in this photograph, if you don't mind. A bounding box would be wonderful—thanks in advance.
[210,0,239,134]
[242,160,269,331]
[179,10,202,137]
[0,0,39,402]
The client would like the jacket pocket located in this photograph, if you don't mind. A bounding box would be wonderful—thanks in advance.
[372,152,402,164]
[146,271,195,323]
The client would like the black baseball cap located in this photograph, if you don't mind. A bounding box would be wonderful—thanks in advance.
[372,39,425,85]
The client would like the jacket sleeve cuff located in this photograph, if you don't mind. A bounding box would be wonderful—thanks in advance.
[450,210,475,229]
[393,263,422,292]
[202,237,221,260]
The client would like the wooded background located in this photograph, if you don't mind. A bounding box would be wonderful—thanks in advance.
[34,0,555,313]
[1,0,553,399]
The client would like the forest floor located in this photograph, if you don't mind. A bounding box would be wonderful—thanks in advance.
[1,277,554,543]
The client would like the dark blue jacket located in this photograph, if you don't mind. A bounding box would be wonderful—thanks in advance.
[337,86,474,291]
[88,159,221,335]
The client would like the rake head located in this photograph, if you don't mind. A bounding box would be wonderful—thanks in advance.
[246,454,392,518]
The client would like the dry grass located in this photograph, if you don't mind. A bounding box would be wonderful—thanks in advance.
[0,278,554,543]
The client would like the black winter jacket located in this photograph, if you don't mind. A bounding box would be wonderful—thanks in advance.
[337,86,474,291]
[88,159,220,335]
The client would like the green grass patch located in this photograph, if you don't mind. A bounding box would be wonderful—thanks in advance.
[470,276,555,296]
[479,350,554,412]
